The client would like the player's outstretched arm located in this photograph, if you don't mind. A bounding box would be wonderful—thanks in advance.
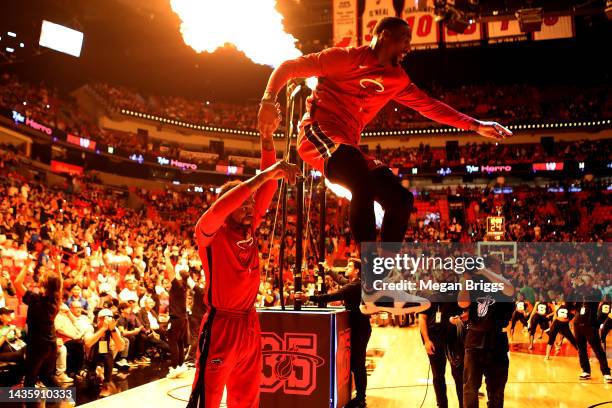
[195,160,302,246]
[253,131,279,229]
[258,47,351,135]
[395,83,513,140]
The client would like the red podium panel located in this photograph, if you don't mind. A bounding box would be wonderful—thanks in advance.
[258,307,351,408]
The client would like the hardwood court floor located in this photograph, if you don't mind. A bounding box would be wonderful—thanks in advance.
[78,326,612,408]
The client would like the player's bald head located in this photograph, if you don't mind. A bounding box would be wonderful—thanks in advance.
[373,16,411,36]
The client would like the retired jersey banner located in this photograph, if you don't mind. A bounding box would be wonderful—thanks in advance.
[533,16,574,41]
[333,0,358,47]
[361,0,395,45]
[443,22,482,44]
[487,19,526,43]
[402,10,439,49]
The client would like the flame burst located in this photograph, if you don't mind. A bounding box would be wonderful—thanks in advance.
[170,0,302,67]
[325,179,385,229]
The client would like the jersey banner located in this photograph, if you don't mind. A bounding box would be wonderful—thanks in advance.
[487,19,527,43]
[443,22,483,45]
[533,16,574,41]
[361,0,396,45]
[401,10,439,49]
[333,0,358,47]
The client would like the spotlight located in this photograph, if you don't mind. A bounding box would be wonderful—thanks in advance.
[516,8,543,32]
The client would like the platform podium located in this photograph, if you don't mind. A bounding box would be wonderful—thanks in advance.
[258,307,351,408]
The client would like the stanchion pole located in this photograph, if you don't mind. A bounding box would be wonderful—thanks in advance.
[277,80,301,311]
[317,177,327,308]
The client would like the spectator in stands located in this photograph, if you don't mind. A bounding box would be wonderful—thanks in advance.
[0,270,16,308]
[54,303,86,381]
[138,298,169,358]
[0,307,25,363]
[117,302,149,364]
[14,258,64,388]
[84,308,125,393]
[66,283,89,311]
[119,277,139,303]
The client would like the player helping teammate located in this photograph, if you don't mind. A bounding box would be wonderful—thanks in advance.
[186,128,300,408]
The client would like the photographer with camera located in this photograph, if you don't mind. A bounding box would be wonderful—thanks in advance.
[84,308,125,389]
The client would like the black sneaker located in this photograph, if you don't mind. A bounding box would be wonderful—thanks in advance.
[344,397,367,408]
[579,372,591,380]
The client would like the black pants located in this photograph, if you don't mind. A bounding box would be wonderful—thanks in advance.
[168,316,188,368]
[187,314,202,362]
[574,324,611,375]
[64,339,85,374]
[463,349,509,408]
[87,350,114,383]
[24,341,57,387]
[601,318,612,347]
[510,311,527,331]
[429,339,463,408]
[326,144,413,244]
[547,321,577,348]
[350,323,372,400]
[124,332,147,360]
[528,314,549,336]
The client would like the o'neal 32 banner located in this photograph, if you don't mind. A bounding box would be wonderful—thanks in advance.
[361,0,396,45]
[333,0,358,47]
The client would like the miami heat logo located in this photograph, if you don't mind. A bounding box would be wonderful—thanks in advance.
[476,296,496,317]
[235,235,254,265]
[261,332,325,395]
[359,77,385,93]
[236,236,254,250]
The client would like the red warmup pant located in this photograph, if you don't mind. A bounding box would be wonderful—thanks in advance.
[187,308,261,408]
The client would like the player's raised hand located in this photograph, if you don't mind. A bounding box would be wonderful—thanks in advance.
[257,101,281,137]
[264,160,302,184]
[474,120,513,140]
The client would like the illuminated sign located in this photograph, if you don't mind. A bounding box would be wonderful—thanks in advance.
[12,111,52,135]
[481,165,512,173]
[437,167,452,176]
[411,168,418,175]
[67,134,96,150]
[493,187,513,194]
[216,164,244,175]
[51,160,83,176]
[130,154,144,164]
[157,156,197,170]
[486,216,505,236]
[12,111,25,124]
[532,162,564,171]
[466,165,479,173]
[25,118,53,135]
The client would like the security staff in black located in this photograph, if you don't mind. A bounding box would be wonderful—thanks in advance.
[165,256,190,377]
[297,258,370,408]
[569,275,611,382]
[598,297,612,351]
[458,268,514,408]
[419,291,465,408]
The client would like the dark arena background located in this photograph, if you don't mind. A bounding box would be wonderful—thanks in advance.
[0,0,610,407]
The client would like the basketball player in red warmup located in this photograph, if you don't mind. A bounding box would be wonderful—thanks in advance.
[258,16,512,248]
[186,129,301,408]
